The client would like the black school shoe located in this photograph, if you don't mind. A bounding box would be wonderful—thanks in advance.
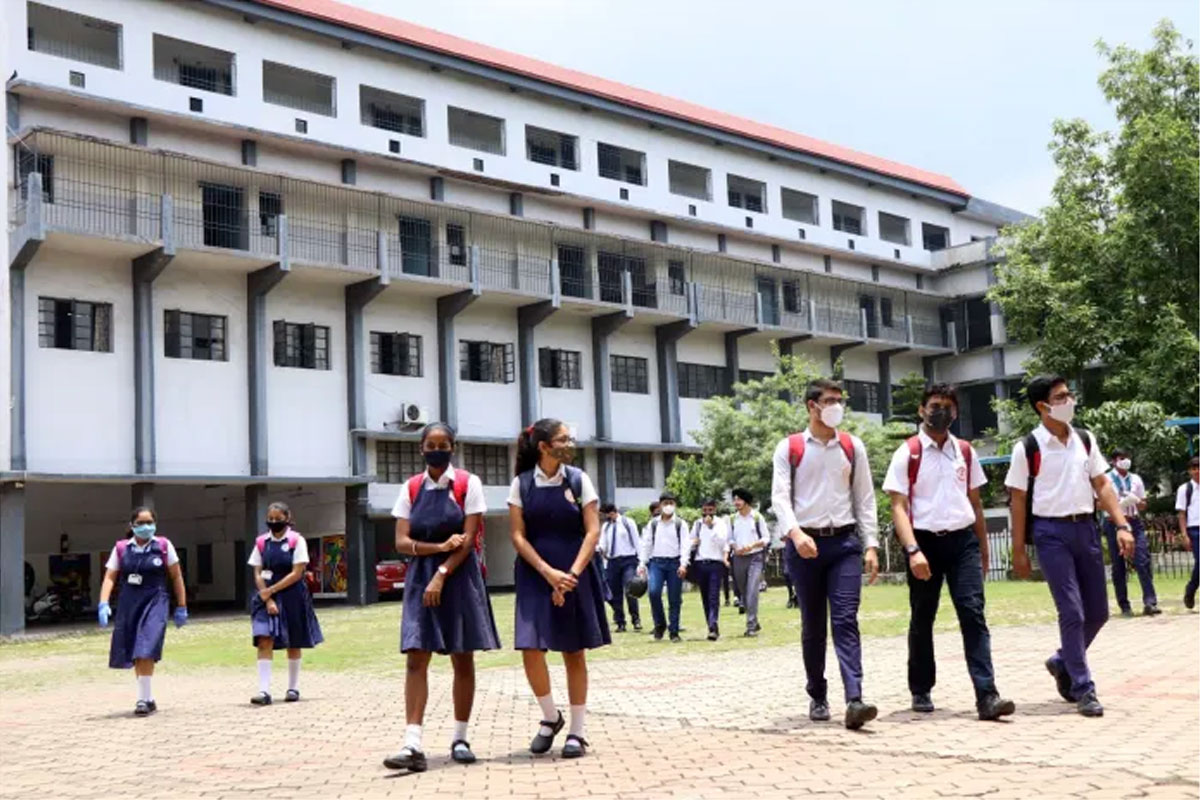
[530,710,564,755]
[1076,691,1104,717]
[1144,604,1162,616]
[844,700,878,730]
[707,625,719,641]
[285,689,300,702]
[1045,658,1073,702]
[977,693,1016,721]
[134,700,157,717]
[1185,590,1196,610]
[669,633,682,643]
[615,623,627,633]
[561,734,588,758]
[383,747,427,772]
[911,693,934,713]
[451,740,476,764]
[809,699,831,722]
[632,620,643,631]
[251,692,272,706]
[652,625,666,641]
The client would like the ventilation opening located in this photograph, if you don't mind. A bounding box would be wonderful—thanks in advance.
[550,173,560,187]
[153,34,235,95]
[264,60,336,116]
[745,216,753,228]
[189,97,203,113]
[848,239,855,250]
[619,187,629,200]
[688,204,697,217]
[388,139,400,154]
[294,118,307,134]
[797,228,806,240]
[473,158,484,172]
[69,70,85,88]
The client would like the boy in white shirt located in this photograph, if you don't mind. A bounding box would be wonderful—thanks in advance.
[1176,457,1200,609]
[1101,448,1158,617]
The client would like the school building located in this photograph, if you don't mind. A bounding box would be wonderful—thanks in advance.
[0,0,1032,633]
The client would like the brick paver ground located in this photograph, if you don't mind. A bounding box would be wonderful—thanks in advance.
[1,614,1196,800]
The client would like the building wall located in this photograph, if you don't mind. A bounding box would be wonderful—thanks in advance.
[608,325,661,444]
[532,314,596,439]
[454,304,521,438]
[362,292,440,431]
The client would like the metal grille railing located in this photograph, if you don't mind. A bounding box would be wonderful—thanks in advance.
[262,61,336,117]
[27,2,122,70]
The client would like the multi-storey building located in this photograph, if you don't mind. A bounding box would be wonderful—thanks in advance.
[0,0,1030,633]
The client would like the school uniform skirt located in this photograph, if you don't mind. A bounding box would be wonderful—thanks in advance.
[401,551,501,654]
[109,589,168,669]
[250,583,324,649]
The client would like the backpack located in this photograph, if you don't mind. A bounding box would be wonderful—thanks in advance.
[606,516,639,555]
[906,435,974,510]
[256,530,301,554]
[517,466,610,600]
[650,516,685,549]
[1186,481,1194,510]
[787,430,858,517]
[1022,427,1093,527]
[407,469,486,575]
[115,536,171,564]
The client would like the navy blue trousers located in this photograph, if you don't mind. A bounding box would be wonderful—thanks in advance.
[604,555,640,626]
[1101,518,1157,610]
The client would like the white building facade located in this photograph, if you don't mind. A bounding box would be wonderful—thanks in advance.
[0,0,1029,632]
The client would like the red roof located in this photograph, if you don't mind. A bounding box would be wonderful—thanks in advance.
[253,0,969,198]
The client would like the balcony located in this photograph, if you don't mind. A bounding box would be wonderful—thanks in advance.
[930,238,991,270]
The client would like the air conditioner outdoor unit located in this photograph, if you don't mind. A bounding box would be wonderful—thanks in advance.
[398,403,429,426]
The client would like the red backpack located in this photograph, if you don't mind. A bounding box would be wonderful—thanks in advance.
[905,435,973,508]
[788,430,857,502]
[407,470,486,577]
[255,530,304,560]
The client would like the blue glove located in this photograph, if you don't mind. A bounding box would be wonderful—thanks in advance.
[97,602,111,628]
[173,606,188,628]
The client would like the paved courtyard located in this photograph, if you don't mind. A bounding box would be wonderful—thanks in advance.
[1,613,1197,800]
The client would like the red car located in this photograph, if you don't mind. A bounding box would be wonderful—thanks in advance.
[376,560,409,596]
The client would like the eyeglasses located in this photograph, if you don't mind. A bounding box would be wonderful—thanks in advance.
[550,435,575,445]
[815,397,844,408]
[1048,391,1076,403]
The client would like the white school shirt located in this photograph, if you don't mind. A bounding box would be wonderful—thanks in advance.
[1176,481,1200,527]
[105,536,180,572]
[1104,470,1145,519]
[882,430,986,532]
[683,517,729,565]
[390,466,487,519]
[246,530,311,567]
[640,515,687,565]
[770,429,879,549]
[1004,425,1108,517]
[599,515,641,559]
[729,510,770,552]
[506,464,599,508]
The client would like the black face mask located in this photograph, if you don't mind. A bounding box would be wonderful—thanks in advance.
[266,520,288,533]
[925,407,954,433]
[424,449,452,469]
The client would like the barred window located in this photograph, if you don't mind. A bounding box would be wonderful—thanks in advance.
[446,223,466,267]
[273,321,330,370]
[668,261,686,296]
[370,332,422,377]
[464,445,509,486]
[738,369,772,385]
[16,149,53,204]
[259,192,281,237]
[38,297,111,352]
[377,441,423,483]
[783,281,801,313]
[677,362,727,399]
[460,340,515,384]
[611,355,649,394]
[539,348,581,390]
[843,379,881,414]
[164,310,226,361]
[615,451,654,488]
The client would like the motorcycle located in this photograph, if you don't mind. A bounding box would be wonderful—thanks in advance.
[25,579,90,623]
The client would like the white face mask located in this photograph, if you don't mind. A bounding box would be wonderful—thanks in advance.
[1115,459,1131,471]
[819,403,845,428]
[660,504,675,518]
[1045,398,1076,424]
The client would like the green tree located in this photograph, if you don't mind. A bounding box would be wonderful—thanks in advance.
[990,21,1199,416]
[663,455,724,508]
[890,371,928,424]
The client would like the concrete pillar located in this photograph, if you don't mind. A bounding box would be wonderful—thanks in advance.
[241,139,257,167]
[132,196,175,475]
[592,311,632,503]
[509,192,523,217]
[130,116,148,146]
[436,290,478,429]
[248,257,289,476]
[656,319,696,443]
[830,342,862,376]
[341,158,357,185]
[238,484,269,609]
[344,484,375,606]
[518,300,558,426]
[725,329,755,393]
[131,482,155,511]
[0,483,26,635]
[346,276,388,475]
[878,348,909,420]
[10,172,47,472]
[430,177,444,202]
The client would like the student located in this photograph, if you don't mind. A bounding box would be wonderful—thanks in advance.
[1101,448,1159,617]
[728,488,769,637]
[637,491,688,642]
[97,507,188,716]
[682,499,730,641]
[384,422,499,772]
[1177,456,1200,610]
[882,383,1015,722]
[598,503,642,633]
[509,418,608,759]
[771,379,879,730]
[1006,375,1134,718]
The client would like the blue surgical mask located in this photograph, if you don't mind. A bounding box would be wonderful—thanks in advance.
[132,523,156,540]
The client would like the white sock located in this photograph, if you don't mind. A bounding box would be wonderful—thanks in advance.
[452,720,469,749]
[404,723,423,752]
[137,676,152,702]
[536,693,558,736]
[257,659,272,694]
[287,658,301,692]
[569,704,587,738]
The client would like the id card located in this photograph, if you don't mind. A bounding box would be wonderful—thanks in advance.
[260,570,274,581]
[127,574,143,586]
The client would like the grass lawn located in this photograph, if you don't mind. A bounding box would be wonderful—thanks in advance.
[1,577,1188,692]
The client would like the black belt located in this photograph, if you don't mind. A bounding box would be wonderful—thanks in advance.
[913,527,972,537]
[1033,513,1095,523]
[805,524,857,537]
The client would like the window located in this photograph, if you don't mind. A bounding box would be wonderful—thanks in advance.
[370,332,422,377]
[922,223,950,251]
[727,174,766,213]
[164,310,226,361]
[880,296,894,328]
[16,149,53,203]
[859,295,878,338]
[783,281,801,314]
[152,34,234,95]
[26,2,122,69]
[446,223,466,267]
[558,244,589,299]
[359,85,423,136]
[611,355,649,394]
[738,369,772,384]
[464,445,509,486]
[38,297,111,352]
[832,201,865,235]
[378,441,422,483]
[757,277,780,326]
[539,348,582,390]
[668,160,711,200]
[878,212,911,246]
[668,261,686,296]
[615,451,653,488]
[525,125,577,170]
[262,60,335,116]
[398,216,433,276]
[844,379,880,414]
[258,191,281,237]
[273,321,330,370]
[678,362,727,399]
[781,188,818,224]
[460,340,515,384]
[964,296,992,350]
[200,182,246,249]
[448,107,505,155]
[597,142,645,185]
[597,252,654,308]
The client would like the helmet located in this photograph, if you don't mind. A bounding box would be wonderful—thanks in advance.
[626,573,648,599]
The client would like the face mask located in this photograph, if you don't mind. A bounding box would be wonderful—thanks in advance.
[1115,459,1131,471]
[550,443,576,464]
[424,449,452,469]
[1045,398,1076,424]
[819,403,844,428]
[266,520,288,533]
[660,504,676,517]
[132,523,155,540]
[925,407,954,433]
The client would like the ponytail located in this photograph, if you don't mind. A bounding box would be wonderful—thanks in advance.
[514,418,563,476]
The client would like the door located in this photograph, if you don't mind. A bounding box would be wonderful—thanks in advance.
[757,277,780,326]
[399,216,433,276]
[201,183,247,250]
[597,251,624,303]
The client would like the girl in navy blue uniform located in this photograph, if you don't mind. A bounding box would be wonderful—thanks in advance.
[509,418,608,759]
[248,502,323,705]
[384,423,500,773]
[97,507,188,716]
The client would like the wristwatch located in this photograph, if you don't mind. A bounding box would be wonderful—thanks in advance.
[1116,524,1132,532]
[904,543,921,556]
[437,565,449,576]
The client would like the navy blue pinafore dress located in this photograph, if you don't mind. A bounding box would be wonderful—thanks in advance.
[108,538,170,669]
[250,531,324,649]
[400,480,500,654]
[513,469,611,652]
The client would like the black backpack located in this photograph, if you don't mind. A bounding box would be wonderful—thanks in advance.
[1022,426,1094,534]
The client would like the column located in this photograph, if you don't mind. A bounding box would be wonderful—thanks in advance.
[592,310,632,503]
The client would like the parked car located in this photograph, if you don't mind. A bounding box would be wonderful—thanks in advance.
[376,559,409,597]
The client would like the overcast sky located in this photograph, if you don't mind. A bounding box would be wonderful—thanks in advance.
[343,0,1198,214]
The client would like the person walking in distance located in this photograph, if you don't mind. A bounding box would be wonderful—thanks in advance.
[1177,457,1200,610]
[771,379,880,730]
[728,488,770,637]
[883,383,1015,721]
[1006,375,1134,718]
[1101,448,1159,617]
[638,492,688,642]
[682,499,730,641]
[598,503,642,632]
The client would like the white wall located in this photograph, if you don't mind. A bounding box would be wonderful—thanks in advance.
[936,349,996,384]
[363,292,439,431]
[677,329,725,445]
[532,315,595,439]
[608,326,660,444]
[455,305,521,437]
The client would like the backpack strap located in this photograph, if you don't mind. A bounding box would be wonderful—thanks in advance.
[518,470,536,509]
[1187,481,1194,509]
[1074,426,1093,454]
[406,474,423,505]
[154,536,172,558]
[787,432,806,509]
[957,438,973,496]
[255,532,271,554]
[1023,432,1041,526]
[905,435,923,510]
[115,539,129,561]
[451,470,471,510]
[564,465,585,507]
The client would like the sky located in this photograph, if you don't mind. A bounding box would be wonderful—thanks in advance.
[340,0,1198,215]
